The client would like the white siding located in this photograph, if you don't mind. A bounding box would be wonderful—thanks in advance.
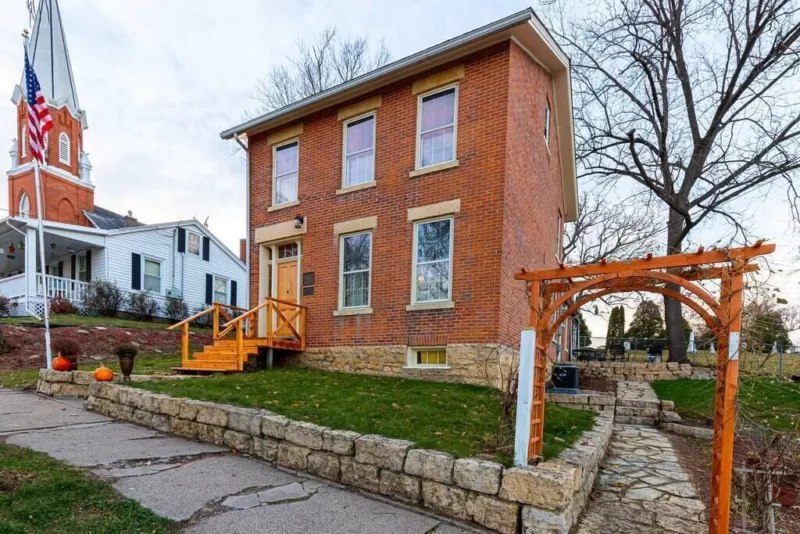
[103,222,246,315]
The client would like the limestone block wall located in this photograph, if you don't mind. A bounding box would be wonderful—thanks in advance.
[576,361,714,381]
[86,382,613,534]
[36,369,191,397]
[546,392,616,414]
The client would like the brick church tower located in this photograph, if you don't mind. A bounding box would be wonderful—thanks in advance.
[7,0,94,227]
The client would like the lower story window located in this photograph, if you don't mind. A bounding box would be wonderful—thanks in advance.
[143,259,161,292]
[413,348,447,367]
[340,232,371,308]
[78,254,89,282]
[214,276,228,304]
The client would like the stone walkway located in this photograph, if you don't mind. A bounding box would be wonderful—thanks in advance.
[0,390,474,533]
[615,381,664,425]
[576,424,707,533]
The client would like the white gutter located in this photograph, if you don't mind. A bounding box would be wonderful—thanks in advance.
[234,133,250,308]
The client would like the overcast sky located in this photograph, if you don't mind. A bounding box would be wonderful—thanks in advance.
[0,1,797,341]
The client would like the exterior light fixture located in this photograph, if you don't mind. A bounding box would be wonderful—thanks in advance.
[294,215,304,229]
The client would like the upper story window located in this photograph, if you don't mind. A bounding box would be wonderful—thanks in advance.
[18,192,30,218]
[417,85,458,169]
[20,126,27,157]
[340,231,372,309]
[187,231,201,256]
[343,114,375,187]
[413,217,453,303]
[58,133,70,164]
[555,211,563,261]
[273,140,299,205]
[544,99,551,148]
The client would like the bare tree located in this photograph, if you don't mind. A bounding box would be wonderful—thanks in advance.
[543,0,800,361]
[253,26,391,113]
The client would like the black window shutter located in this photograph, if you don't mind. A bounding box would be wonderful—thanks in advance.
[131,253,141,289]
[230,280,237,307]
[202,237,210,261]
[70,255,76,280]
[58,261,64,278]
[45,265,49,275]
[86,250,92,280]
[177,228,186,253]
[205,274,213,304]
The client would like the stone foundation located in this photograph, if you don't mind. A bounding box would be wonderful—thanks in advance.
[283,344,516,387]
[36,369,192,398]
[86,382,613,534]
[577,361,714,381]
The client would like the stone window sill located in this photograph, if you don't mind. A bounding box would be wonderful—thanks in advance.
[406,301,455,312]
[403,365,451,370]
[409,160,459,178]
[267,199,300,212]
[336,181,376,195]
[333,307,374,316]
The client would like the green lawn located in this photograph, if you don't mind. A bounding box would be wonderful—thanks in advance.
[130,368,595,462]
[652,377,800,431]
[0,443,171,533]
[0,314,209,332]
[0,356,181,390]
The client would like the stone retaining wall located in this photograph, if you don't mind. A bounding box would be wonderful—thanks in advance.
[36,369,191,397]
[86,382,613,533]
[577,361,714,381]
[547,386,682,428]
[546,392,616,414]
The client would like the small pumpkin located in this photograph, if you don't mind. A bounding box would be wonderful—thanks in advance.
[93,365,114,382]
[52,355,71,372]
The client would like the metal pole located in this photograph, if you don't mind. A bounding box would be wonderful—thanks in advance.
[778,350,783,378]
[33,160,53,369]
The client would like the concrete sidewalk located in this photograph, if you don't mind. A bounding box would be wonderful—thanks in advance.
[0,390,475,533]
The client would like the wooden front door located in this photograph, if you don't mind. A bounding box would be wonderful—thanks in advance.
[274,244,299,337]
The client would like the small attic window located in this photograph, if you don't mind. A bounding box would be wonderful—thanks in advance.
[58,133,70,164]
[21,126,27,157]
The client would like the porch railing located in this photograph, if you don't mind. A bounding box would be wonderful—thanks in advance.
[36,273,91,303]
[0,274,26,299]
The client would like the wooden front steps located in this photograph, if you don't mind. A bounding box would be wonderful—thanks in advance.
[168,300,307,373]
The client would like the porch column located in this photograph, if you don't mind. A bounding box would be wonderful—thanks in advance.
[25,227,38,298]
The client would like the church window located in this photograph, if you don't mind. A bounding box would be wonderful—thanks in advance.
[19,192,30,218]
[58,133,70,164]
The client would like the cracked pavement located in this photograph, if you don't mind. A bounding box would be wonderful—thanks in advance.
[0,390,476,533]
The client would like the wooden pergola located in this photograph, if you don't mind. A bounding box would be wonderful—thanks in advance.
[513,243,774,534]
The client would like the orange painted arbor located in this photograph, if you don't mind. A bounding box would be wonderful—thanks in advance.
[512,243,774,534]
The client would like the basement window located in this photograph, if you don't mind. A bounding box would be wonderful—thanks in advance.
[407,347,448,368]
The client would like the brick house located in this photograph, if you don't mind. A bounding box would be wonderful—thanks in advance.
[221,10,577,384]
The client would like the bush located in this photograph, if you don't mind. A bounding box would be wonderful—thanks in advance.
[165,297,188,322]
[52,338,81,357]
[115,344,138,358]
[83,280,124,317]
[0,294,10,317]
[191,306,213,328]
[49,295,78,315]
[128,292,159,322]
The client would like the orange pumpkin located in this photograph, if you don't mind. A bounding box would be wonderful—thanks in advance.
[52,355,71,372]
[93,366,114,382]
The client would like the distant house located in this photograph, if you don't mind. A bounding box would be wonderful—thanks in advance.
[221,9,578,384]
[2,0,246,318]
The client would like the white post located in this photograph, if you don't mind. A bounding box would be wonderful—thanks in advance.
[32,161,53,369]
[514,328,536,466]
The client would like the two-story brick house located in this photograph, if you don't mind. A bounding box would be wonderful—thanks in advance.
[221,10,577,385]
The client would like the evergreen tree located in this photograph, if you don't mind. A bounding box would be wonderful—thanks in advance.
[575,311,592,347]
[625,300,664,341]
[605,306,626,343]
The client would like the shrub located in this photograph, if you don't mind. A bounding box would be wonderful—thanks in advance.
[165,297,188,322]
[83,280,124,317]
[128,292,159,321]
[191,305,213,328]
[115,344,138,358]
[52,338,81,357]
[49,295,78,315]
[0,295,13,318]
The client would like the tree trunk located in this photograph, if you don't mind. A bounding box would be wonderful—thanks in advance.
[665,208,687,362]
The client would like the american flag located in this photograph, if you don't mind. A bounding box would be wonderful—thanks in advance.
[24,46,53,165]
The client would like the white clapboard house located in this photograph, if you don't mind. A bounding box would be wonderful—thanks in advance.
[2,0,246,318]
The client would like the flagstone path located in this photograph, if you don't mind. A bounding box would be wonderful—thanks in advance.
[576,424,707,533]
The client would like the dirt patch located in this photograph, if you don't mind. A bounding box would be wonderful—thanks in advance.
[579,374,615,393]
[0,471,33,493]
[0,324,211,370]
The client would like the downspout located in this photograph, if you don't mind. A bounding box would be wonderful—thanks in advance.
[234,133,250,308]
[171,226,177,292]
[5,220,37,318]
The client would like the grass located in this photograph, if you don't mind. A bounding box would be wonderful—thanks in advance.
[651,377,800,432]
[130,368,595,462]
[0,356,181,390]
[0,314,209,332]
[0,443,172,533]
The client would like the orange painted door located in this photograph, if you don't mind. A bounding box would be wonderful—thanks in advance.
[275,260,298,337]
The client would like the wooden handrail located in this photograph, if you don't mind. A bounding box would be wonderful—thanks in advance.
[221,300,272,328]
[265,296,308,310]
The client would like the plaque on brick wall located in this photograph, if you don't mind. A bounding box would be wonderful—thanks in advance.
[302,286,315,296]
[302,272,315,286]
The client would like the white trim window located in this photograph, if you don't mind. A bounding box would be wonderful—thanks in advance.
[187,231,201,256]
[143,258,162,293]
[18,192,30,218]
[544,99,551,148]
[408,347,448,368]
[58,132,70,164]
[339,231,372,309]
[20,126,27,157]
[77,253,89,282]
[273,140,299,205]
[343,113,376,187]
[555,211,562,261]
[412,217,453,303]
[214,276,228,304]
[417,85,458,169]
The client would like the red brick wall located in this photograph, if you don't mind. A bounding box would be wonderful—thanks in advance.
[498,42,565,346]
[248,41,563,350]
